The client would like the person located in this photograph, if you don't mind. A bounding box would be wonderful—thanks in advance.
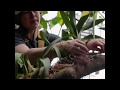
[15,11,105,66]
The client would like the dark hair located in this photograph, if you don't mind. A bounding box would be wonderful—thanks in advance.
[15,12,28,34]
[15,13,22,25]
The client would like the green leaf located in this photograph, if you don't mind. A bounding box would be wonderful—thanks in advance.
[57,11,63,26]
[89,11,94,17]
[42,11,48,15]
[62,29,76,40]
[40,30,50,45]
[40,33,76,59]
[17,58,24,68]
[30,68,39,78]
[82,11,89,16]
[77,14,89,33]
[60,11,76,38]
[62,29,70,40]
[17,74,24,79]
[81,19,105,32]
[15,53,23,78]
[16,53,29,75]
[15,53,24,68]
[27,60,36,73]
[99,27,105,30]
[49,16,61,29]
[82,34,104,40]
[40,37,62,58]
[89,11,98,19]
[40,17,47,29]
[15,53,22,61]
[39,58,51,78]
[53,46,61,59]
[15,53,27,78]
[69,11,78,37]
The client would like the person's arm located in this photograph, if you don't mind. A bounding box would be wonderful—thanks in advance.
[15,32,57,65]
[15,44,57,65]
[15,32,89,66]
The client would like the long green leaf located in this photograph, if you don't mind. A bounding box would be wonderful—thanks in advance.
[40,30,50,45]
[20,54,28,74]
[53,46,61,59]
[40,17,47,29]
[62,29,70,40]
[15,53,22,78]
[82,34,104,40]
[15,53,28,77]
[49,16,61,29]
[99,27,105,30]
[39,58,51,78]
[40,37,62,58]
[60,11,76,38]
[30,68,39,78]
[77,14,89,33]
[31,57,50,79]
[62,29,76,40]
[40,34,76,59]
[15,53,22,61]
[57,11,63,26]
[42,11,48,15]
[69,11,78,36]
[81,19,105,32]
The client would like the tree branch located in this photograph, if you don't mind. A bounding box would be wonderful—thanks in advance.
[46,55,105,79]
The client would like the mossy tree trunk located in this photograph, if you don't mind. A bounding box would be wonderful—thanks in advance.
[46,54,105,79]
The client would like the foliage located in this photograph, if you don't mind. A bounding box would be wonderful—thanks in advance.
[59,11,105,40]
[15,52,51,79]
[40,11,105,40]
[15,11,105,79]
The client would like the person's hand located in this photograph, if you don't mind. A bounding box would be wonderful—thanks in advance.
[86,39,105,53]
[61,39,89,56]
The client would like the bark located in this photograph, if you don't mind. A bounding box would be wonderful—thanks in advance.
[46,54,105,79]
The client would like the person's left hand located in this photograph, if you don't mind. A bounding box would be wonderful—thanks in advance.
[86,39,105,53]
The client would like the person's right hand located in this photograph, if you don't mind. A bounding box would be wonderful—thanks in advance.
[61,39,89,56]
[86,39,105,53]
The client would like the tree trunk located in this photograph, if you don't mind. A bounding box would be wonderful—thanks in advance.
[46,54,105,79]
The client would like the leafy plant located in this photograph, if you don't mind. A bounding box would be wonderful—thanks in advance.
[40,11,105,40]
[15,52,51,79]
[15,11,105,79]
[59,11,105,40]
